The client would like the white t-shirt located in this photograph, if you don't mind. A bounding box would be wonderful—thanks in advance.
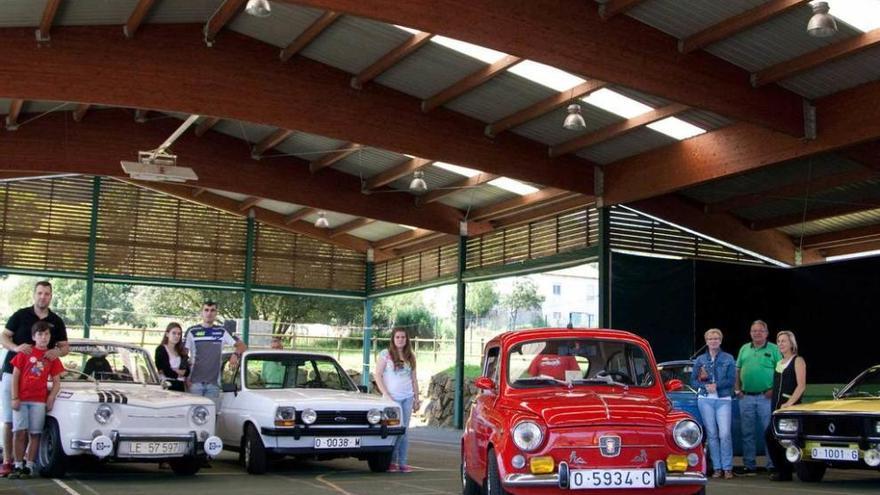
[378,349,414,401]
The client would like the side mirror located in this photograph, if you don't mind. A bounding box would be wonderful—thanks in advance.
[161,380,173,390]
[832,387,840,400]
[357,385,368,393]
[664,379,684,392]
[474,376,495,390]
[221,382,238,393]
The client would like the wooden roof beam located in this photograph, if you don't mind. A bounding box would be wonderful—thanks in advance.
[418,173,499,204]
[802,223,880,250]
[421,55,523,112]
[351,31,433,89]
[679,0,808,54]
[251,129,294,159]
[469,187,573,222]
[330,218,375,238]
[72,103,90,123]
[238,196,262,211]
[599,0,647,20]
[310,143,362,173]
[489,195,595,229]
[194,116,220,137]
[279,11,341,62]
[753,28,880,87]
[203,0,246,46]
[375,228,436,249]
[5,99,24,130]
[392,234,458,257]
[123,0,157,39]
[35,0,62,42]
[485,79,607,137]
[285,207,317,225]
[363,157,433,191]
[750,198,880,231]
[192,188,207,198]
[550,103,688,157]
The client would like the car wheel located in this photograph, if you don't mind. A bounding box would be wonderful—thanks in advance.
[244,424,268,474]
[691,488,706,495]
[38,418,68,478]
[461,456,480,495]
[795,461,826,482]
[367,451,392,472]
[486,449,508,495]
[169,456,201,476]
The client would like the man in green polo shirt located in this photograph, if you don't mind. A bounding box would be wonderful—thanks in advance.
[735,319,781,475]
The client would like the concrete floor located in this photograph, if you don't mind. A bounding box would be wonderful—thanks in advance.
[2,428,878,495]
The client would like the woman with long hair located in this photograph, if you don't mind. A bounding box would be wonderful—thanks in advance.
[373,328,420,473]
[766,330,807,482]
[155,322,190,392]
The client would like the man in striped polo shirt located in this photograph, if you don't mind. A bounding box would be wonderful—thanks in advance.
[184,300,247,408]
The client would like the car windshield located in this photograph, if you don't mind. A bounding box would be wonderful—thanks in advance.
[240,353,357,392]
[838,367,880,399]
[62,344,159,384]
[508,338,656,388]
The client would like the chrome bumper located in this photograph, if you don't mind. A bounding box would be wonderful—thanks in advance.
[71,431,221,458]
[503,461,707,488]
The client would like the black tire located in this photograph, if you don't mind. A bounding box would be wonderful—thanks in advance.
[486,449,507,495]
[367,451,392,472]
[461,456,480,495]
[38,418,68,478]
[795,461,826,482]
[691,488,706,495]
[169,456,201,476]
[243,424,268,474]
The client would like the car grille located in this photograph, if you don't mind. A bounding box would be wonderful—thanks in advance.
[296,410,369,425]
[801,415,865,437]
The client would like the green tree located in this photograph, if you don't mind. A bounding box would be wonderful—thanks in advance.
[466,281,498,326]
[501,279,545,330]
[392,306,435,339]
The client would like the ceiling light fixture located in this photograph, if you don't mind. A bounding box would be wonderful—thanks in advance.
[563,87,586,131]
[245,0,272,18]
[409,170,428,193]
[121,115,200,182]
[807,1,838,38]
[314,211,330,229]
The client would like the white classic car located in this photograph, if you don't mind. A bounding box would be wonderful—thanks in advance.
[39,340,222,477]
[216,350,404,474]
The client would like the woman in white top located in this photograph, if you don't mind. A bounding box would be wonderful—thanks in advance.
[374,328,420,473]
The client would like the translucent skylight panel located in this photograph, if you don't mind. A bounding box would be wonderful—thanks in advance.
[507,60,587,91]
[488,177,539,196]
[582,88,653,118]
[647,117,707,140]
[394,25,422,35]
[398,224,418,230]
[434,162,482,177]
[431,35,509,64]
[827,248,880,262]
[826,0,880,32]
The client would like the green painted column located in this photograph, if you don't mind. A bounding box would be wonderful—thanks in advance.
[362,260,374,389]
[83,176,102,338]
[598,207,611,328]
[453,234,467,429]
[242,211,256,344]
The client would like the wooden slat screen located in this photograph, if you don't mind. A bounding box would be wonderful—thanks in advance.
[96,180,247,282]
[0,176,93,273]
[254,224,365,291]
[372,243,458,292]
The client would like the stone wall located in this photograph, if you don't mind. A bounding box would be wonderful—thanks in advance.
[424,371,478,428]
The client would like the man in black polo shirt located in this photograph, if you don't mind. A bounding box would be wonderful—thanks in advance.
[0,281,69,477]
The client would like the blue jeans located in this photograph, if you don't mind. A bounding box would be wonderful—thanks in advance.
[739,393,773,469]
[392,396,414,466]
[190,382,220,409]
[698,398,732,471]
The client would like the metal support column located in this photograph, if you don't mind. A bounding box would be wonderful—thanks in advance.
[362,260,374,389]
[598,207,611,328]
[242,211,256,344]
[453,235,467,429]
[83,176,101,338]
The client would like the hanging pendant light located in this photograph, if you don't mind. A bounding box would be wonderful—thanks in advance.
[807,1,837,38]
[245,0,272,18]
[563,103,586,131]
[409,170,428,193]
[314,211,330,228]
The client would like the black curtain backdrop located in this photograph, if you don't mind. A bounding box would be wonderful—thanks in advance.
[611,253,880,383]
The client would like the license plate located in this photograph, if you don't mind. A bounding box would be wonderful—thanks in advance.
[811,447,859,461]
[120,441,186,457]
[570,469,654,489]
[314,437,360,449]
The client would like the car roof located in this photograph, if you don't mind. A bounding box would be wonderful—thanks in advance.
[657,360,694,368]
[485,327,652,349]
[68,339,146,351]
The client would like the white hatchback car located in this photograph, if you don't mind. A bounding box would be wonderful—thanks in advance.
[216,350,404,474]
[39,340,222,477]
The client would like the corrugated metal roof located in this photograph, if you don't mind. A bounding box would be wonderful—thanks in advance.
[212,119,278,145]
[0,99,80,115]
[607,85,671,108]
[707,7,861,73]
[681,153,865,204]
[304,210,358,228]
[274,132,346,161]
[0,0,39,27]
[779,208,880,237]
[444,72,558,124]
[144,0,224,24]
[374,41,487,100]
[332,148,411,179]
[438,185,517,210]
[349,221,410,242]
[388,164,466,191]
[511,104,624,146]
[736,179,880,220]
[228,2,324,49]
[360,154,423,180]
[209,189,249,202]
[576,127,675,164]
[780,44,880,99]
[301,16,412,75]
[256,199,303,216]
[55,0,139,26]
[626,0,768,40]
[677,108,732,131]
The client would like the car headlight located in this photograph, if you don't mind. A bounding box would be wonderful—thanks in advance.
[672,420,702,450]
[275,406,296,427]
[191,405,210,425]
[301,408,317,425]
[94,404,113,424]
[383,407,401,426]
[367,408,382,425]
[777,418,799,433]
[512,421,544,452]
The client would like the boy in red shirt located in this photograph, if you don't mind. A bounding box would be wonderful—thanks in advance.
[9,321,64,479]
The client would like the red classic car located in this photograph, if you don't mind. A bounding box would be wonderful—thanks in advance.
[461,328,707,495]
